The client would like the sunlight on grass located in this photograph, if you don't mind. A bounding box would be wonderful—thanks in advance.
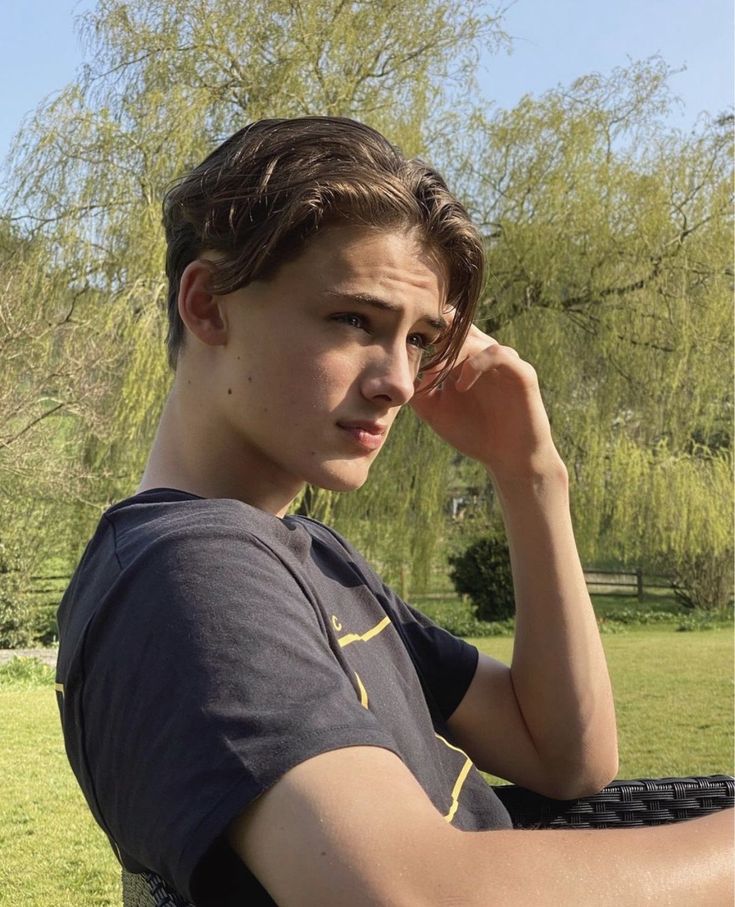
[474,627,734,780]
[0,688,119,906]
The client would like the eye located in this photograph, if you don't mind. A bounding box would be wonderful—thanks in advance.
[333,313,368,331]
[408,332,436,355]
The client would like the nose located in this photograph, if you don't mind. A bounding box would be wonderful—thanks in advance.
[360,344,416,407]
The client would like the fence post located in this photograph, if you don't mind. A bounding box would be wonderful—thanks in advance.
[635,568,644,601]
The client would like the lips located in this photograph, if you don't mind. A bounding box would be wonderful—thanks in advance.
[337,420,387,452]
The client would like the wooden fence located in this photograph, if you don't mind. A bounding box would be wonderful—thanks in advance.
[25,568,673,608]
[582,569,672,600]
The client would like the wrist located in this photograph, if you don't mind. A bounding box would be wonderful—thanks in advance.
[485,451,569,498]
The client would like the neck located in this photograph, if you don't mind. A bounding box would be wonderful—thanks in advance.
[138,380,303,517]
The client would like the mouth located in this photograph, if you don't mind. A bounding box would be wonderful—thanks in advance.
[336,420,387,452]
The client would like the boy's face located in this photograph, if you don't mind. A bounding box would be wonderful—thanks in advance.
[207,225,447,511]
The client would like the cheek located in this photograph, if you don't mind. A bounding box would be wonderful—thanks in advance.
[320,348,363,380]
[307,352,357,394]
[226,346,356,416]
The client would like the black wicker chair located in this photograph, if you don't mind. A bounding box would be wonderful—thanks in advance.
[122,774,734,906]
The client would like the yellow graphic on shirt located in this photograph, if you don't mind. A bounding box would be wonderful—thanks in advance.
[334,614,469,823]
[337,615,391,648]
[435,733,474,823]
[353,671,369,709]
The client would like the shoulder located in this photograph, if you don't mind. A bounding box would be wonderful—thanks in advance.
[106,488,310,567]
[58,491,328,668]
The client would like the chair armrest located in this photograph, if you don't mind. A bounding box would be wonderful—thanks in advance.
[121,774,735,905]
[492,774,735,829]
[122,870,192,907]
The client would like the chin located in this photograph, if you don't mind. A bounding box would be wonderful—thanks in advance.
[315,475,370,494]
[308,462,372,493]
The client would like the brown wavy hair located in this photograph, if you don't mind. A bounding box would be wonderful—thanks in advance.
[163,117,485,385]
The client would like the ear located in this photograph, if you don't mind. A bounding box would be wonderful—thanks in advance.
[177,259,228,348]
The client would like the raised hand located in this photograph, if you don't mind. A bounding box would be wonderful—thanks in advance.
[410,323,564,482]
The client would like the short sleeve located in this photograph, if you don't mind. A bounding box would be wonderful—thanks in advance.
[294,517,479,722]
[391,599,479,721]
[66,520,399,903]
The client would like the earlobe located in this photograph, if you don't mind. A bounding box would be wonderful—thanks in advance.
[178,259,228,347]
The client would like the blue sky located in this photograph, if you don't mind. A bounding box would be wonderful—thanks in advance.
[1,0,733,177]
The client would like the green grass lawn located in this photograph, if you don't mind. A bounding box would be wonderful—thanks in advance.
[473,627,734,781]
[0,687,120,906]
[1,627,733,904]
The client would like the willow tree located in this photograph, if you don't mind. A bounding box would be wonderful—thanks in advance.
[4,0,507,585]
[0,216,118,623]
[0,219,116,502]
[436,59,733,598]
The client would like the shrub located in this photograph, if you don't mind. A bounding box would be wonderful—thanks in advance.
[448,534,515,622]
[675,614,716,632]
[418,598,482,636]
[30,600,60,646]
[474,618,515,637]
[419,598,516,638]
[0,656,54,688]
[671,549,734,613]
[0,540,33,649]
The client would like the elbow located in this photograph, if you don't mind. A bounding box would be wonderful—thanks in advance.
[588,737,621,793]
[549,724,620,800]
[552,769,617,801]
[538,749,619,801]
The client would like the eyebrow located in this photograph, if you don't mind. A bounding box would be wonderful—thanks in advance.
[324,291,447,332]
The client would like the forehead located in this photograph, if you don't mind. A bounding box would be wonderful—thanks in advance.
[291,225,448,313]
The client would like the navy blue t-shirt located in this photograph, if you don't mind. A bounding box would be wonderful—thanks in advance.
[56,489,511,905]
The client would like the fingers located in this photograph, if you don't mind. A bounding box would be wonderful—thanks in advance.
[449,325,497,391]
[420,319,531,396]
[461,322,498,354]
[413,324,495,393]
[454,340,532,393]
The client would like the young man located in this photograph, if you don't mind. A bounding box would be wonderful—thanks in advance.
[56,117,732,906]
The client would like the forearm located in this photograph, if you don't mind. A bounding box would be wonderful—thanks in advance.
[413,330,616,791]
[449,810,734,907]
[493,457,618,795]
[232,744,734,907]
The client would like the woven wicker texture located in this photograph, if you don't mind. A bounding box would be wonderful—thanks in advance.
[121,775,734,906]
[122,870,192,907]
[494,774,735,830]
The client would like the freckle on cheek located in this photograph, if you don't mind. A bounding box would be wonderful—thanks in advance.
[247,375,253,383]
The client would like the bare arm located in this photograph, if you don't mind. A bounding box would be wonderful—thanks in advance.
[448,462,618,797]
[227,746,734,906]
[412,326,617,797]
